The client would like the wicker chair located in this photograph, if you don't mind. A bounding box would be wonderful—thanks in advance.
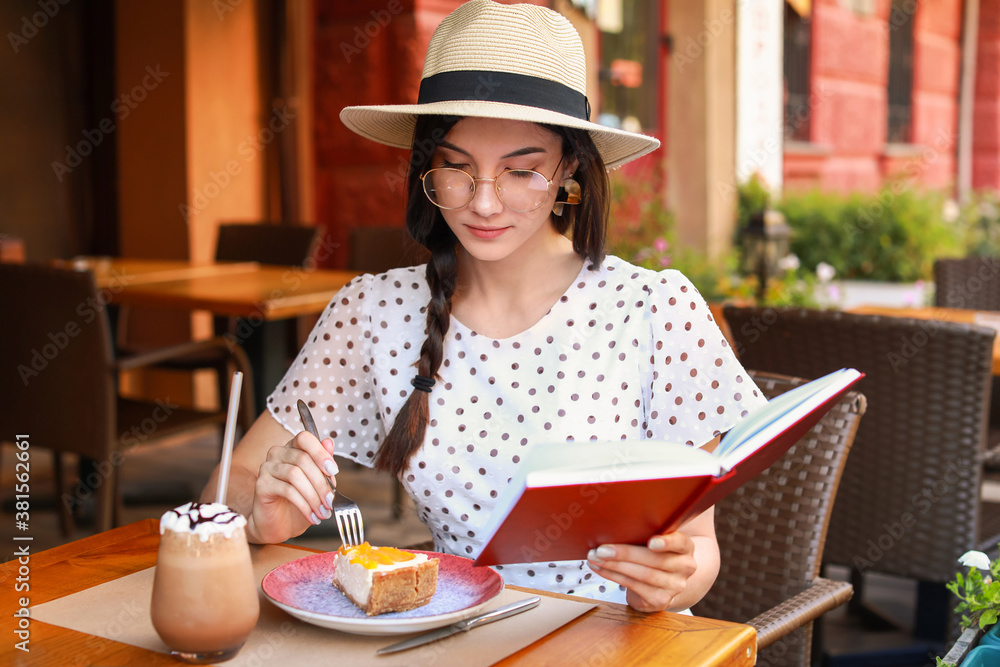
[0,263,254,533]
[722,306,1000,645]
[934,256,1000,311]
[694,371,865,667]
[934,256,1000,466]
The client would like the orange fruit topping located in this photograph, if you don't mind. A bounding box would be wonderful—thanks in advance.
[337,542,416,569]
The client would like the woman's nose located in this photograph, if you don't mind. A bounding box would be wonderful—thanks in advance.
[468,178,504,216]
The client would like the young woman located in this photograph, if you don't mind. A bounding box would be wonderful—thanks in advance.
[202,0,766,614]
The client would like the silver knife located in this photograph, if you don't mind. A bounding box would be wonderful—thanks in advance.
[376,596,541,655]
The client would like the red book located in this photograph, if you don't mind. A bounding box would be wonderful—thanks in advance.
[473,368,864,566]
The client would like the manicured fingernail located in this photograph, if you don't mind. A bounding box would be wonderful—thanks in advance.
[648,537,666,550]
[596,545,616,559]
[311,512,321,525]
[323,459,339,476]
[326,491,335,508]
[321,506,332,519]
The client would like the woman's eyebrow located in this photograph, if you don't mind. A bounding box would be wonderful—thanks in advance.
[436,141,547,160]
[437,140,470,157]
[501,146,547,159]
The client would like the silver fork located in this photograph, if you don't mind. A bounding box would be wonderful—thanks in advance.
[296,400,365,547]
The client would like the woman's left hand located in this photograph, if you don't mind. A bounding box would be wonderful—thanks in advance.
[585,504,720,613]
[586,531,699,612]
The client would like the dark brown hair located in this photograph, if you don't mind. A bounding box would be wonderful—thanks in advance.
[373,115,611,475]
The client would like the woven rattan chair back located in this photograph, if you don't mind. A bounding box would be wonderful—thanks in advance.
[695,371,865,666]
[934,256,1000,311]
[722,307,999,644]
[722,307,998,581]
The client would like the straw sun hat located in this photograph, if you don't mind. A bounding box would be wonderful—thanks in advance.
[339,0,660,170]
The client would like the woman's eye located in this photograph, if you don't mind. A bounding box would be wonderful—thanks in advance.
[505,170,536,180]
[440,161,467,170]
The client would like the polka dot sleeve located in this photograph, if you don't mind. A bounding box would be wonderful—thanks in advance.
[642,269,767,446]
[266,273,387,465]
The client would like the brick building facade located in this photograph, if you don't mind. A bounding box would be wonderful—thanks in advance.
[785,0,962,192]
[312,0,1000,268]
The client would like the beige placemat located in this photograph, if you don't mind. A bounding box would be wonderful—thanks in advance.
[31,545,596,666]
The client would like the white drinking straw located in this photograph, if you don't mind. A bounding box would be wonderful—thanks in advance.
[215,371,243,506]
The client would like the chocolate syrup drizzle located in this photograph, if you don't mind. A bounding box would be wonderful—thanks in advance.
[166,502,242,527]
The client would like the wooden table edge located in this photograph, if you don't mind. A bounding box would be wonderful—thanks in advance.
[498,585,757,666]
[105,268,363,319]
[50,259,262,288]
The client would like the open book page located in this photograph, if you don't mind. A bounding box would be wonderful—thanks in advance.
[519,440,724,486]
[715,368,863,467]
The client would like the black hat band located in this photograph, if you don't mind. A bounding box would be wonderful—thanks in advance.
[417,70,591,122]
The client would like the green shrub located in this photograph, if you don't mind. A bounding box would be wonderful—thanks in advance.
[607,169,817,306]
[606,163,675,266]
[606,167,998,306]
[776,186,965,282]
[958,190,1000,257]
[737,172,771,231]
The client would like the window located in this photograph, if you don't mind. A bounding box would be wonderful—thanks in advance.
[783,2,812,142]
[886,0,915,143]
[598,0,661,134]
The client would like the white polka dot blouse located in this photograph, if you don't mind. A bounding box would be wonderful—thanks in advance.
[268,255,767,604]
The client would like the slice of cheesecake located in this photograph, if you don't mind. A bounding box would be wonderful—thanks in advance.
[333,542,439,616]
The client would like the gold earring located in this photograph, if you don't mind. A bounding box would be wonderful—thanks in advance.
[552,175,581,216]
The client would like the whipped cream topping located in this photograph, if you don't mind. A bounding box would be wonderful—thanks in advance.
[159,502,247,541]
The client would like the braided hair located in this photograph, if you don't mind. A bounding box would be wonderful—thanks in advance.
[373,115,611,476]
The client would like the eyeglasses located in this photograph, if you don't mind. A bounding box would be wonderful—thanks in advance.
[421,159,564,213]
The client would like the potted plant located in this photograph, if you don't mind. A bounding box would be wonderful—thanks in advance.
[938,549,1000,666]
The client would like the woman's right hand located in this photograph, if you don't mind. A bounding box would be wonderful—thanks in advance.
[246,430,340,545]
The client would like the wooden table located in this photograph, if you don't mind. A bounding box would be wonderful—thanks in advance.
[848,305,1000,376]
[56,257,360,319]
[0,520,756,666]
[51,257,261,287]
[56,257,361,409]
[119,264,359,320]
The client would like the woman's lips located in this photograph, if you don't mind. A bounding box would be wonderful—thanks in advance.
[465,225,509,240]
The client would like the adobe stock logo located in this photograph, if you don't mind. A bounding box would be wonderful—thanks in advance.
[340,0,403,63]
[7,0,70,54]
[179,104,296,222]
[51,65,170,182]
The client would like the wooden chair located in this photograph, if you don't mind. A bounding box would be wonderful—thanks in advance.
[693,371,866,667]
[211,223,320,408]
[722,306,1000,648]
[215,223,319,267]
[348,225,430,273]
[0,263,254,534]
[121,223,320,416]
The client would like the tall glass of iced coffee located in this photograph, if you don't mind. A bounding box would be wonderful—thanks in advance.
[151,502,260,663]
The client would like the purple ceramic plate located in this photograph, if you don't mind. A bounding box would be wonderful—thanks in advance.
[261,551,504,635]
